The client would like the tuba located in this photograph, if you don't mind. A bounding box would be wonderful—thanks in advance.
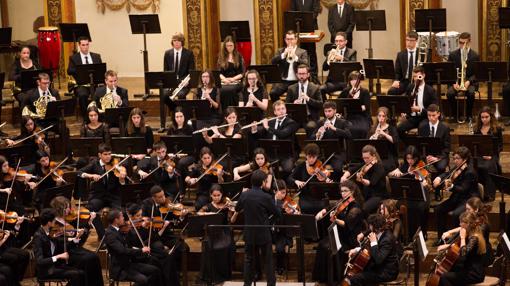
[22,92,55,118]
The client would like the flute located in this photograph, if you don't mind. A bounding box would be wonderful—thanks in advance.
[192,122,239,134]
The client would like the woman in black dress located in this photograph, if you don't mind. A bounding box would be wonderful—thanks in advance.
[80,105,111,145]
[238,69,269,121]
[5,116,49,161]
[167,106,194,136]
[218,36,244,112]
[339,70,371,139]
[196,69,221,129]
[368,106,399,173]
[126,107,154,158]
[233,147,273,191]
[0,155,25,215]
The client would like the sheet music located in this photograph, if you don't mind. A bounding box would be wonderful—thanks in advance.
[503,232,510,253]
[418,230,428,260]
[332,224,342,252]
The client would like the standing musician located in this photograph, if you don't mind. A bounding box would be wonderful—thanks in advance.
[341,145,387,215]
[22,72,60,127]
[313,180,365,283]
[417,104,450,175]
[389,145,431,239]
[320,32,357,99]
[195,69,222,132]
[49,196,103,286]
[185,147,225,211]
[346,213,400,286]
[104,209,162,286]
[387,31,419,95]
[327,0,355,46]
[161,33,196,132]
[233,147,274,191]
[137,141,183,201]
[432,211,486,286]
[67,36,103,119]
[340,70,371,139]
[218,36,245,112]
[80,105,111,145]
[432,146,479,246]
[234,170,281,286]
[269,30,309,102]
[33,208,86,286]
[238,69,269,120]
[77,143,127,239]
[446,32,480,122]
[251,100,300,178]
[397,66,439,138]
[368,106,399,173]
[285,64,323,137]
[289,143,332,215]
[312,101,352,180]
[92,70,129,112]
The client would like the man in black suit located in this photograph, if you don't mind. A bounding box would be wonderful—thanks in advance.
[290,0,321,81]
[67,36,103,119]
[327,0,355,47]
[77,143,127,239]
[446,32,480,121]
[161,33,196,132]
[286,64,323,136]
[23,72,60,127]
[397,66,439,137]
[105,209,162,286]
[235,170,281,286]
[93,70,129,110]
[33,209,86,286]
[388,31,419,95]
[312,101,352,180]
[347,213,399,286]
[417,104,450,178]
[320,31,357,100]
[270,30,309,102]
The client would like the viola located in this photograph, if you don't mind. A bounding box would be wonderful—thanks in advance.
[331,195,355,222]
[282,195,300,214]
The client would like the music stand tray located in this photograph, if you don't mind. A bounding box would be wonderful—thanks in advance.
[402,136,442,157]
[457,134,495,157]
[219,21,251,42]
[0,144,35,166]
[329,62,363,83]
[304,139,345,157]
[354,10,386,31]
[285,103,308,126]
[500,8,510,28]
[111,137,147,154]
[334,98,362,117]
[70,137,103,157]
[308,182,340,201]
[234,107,264,124]
[282,214,319,240]
[473,62,508,82]
[219,181,246,199]
[414,9,447,33]
[120,183,153,207]
[0,27,12,46]
[187,70,202,89]
[212,138,247,158]
[145,71,179,90]
[103,107,133,135]
[363,59,395,80]
[59,23,91,42]
[187,214,224,238]
[20,69,53,91]
[129,14,161,34]
[422,62,457,85]
[42,184,74,208]
[389,177,427,202]
[159,135,195,155]
[257,139,295,159]
[247,65,282,84]
[377,95,411,116]
[174,100,211,120]
[75,63,107,85]
[46,98,76,118]
[284,11,315,34]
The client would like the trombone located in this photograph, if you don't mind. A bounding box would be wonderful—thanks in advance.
[416,40,428,66]
[455,44,469,123]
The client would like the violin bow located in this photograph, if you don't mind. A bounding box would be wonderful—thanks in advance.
[12,124,54,146]
[148,203,155,250]
[215,190,241,214]
[126,208,146,248]
[300,152,336,189]
[238,160,279,181]
[195,153,229,183]
[97,155,131,180]
[34,157,68,188]
[141,150,183,181]
[2,158,21,231]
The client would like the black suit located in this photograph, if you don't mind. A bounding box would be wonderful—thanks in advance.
[286,81,323,121]
[24,87,62,130]
[104,225,162,286]
[327,2,355,46]
[417,120,451,173]
[93,85,129,108]
[67,52,103,119]
[446,48,480,118]
[33,227,86,285]
[387,50,418,95]
[235,187,281,286]
[137,156,183,200]
[321,47,357,99]
[397,83,438,136]
[269,47,309,101]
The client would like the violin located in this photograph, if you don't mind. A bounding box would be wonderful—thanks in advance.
[306,160,332,182]
[64,207,92,222]
[42,161,66,182]
[3,168,37,182]
[49,224,79,238]
[441,160,468,192]
[409,160,429,180]
[282,195,300,214]
[331,195,355,222]
[0,210,28,224]
[159,199,187,216]
[104,158,134,183]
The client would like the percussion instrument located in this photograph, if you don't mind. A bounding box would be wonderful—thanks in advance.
[37,26,61,70]
[435,31,460,58]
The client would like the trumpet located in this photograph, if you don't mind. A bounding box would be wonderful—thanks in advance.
[285,46,297,63]
[170,74,191,100]
[327,45,342,65]
[455,44,469,92]
[416,41,428,66]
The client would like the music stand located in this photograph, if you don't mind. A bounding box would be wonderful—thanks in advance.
[363,59,395,95]
[329,62,363,83]
[212,138,247,173]
[473,62,508,102]
[422,62,457,107]
[173,100,211,120]
[46,98,75,119]
[219,21,251,42]
[304,139,344,158]
[402,136,443,158]
[59,23,91,53]
[257,139,295,160]
[233,106,264,124]
[219,181,246,199]
[308,182,341,201]
[0,27,12,47]
[75,63,107,97]
[247,65,282,85]
[129,14,161,97]
[284,11,314,44]
[457,134,494,158]
[159,135,195,155]
[377,95,412,118]
[354,10,386,59]
[187,70,202,88]
[498,231,510,284]
[0,144,35,166]
[103,107,134,137]
[327,222,342,256]
[20,69,53,91]
[111,137,147,155]
[415,9,447,60]
[347,139,389,162]
[120,183,153,207]
[490,173,510,231]
[285,103,308,126]
[42,184,74,208]
[334,98,362,118]
[70,137,103,157]
[186,214,224,237]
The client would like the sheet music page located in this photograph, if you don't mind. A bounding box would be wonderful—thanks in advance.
[333,224,342,252]
[419,230,428,259]
[503,233,510,253]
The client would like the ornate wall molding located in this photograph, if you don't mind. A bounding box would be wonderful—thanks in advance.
[254,0,278,64]
[480,0,505,61]
[320,0,378,10]
[96,0,160,14]
[183,0,205,70]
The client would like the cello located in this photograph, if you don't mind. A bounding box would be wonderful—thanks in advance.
[425,234,461,286]
[342,232,371,286]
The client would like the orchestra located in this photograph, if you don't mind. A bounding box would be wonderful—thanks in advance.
[1,3,509,285]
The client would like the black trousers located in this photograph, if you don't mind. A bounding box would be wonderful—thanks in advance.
[0,262,13,286]
[446,85,476,118]
[40,265,87,286]
[121,262,162,286]
[320,81,347,100]
[75,86,92,119]
[243,243,275,286]
[397,115,426,138]
[300,42,318,79]
[88,194,121,239]
[435,197,466,238]
[69,247,103,286]
[269,80,297,102]
[387,80,410,95]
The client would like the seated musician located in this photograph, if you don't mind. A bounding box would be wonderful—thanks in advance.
[125,204,180,286]
[269,30,309,102]
[104,209,162,286]
[233,147,273,191]
[77,143,127,239]
[341,145,388,215]
[397,66,439,138]
[434,211,486,286]
[473,106,502,201]
[33,208,86,285]
[195,69,222,131]
[368,106,399,173]
[22,72,60,128]
[92,69,128,111]
[9,46,40,123]
[273,179,300,275]
[285,64,323,137]
[312,101,352,180]
[313,180,365,283]
[197,184,235,284]
[137,141,184,201]
[388,145,430,239]
[432,146,479,246]
[185,147,225,211]
[67,36,103,119]
[218,36,245,112]
[49,196,103,286]
[127,107,154,159]
[0,229,23,285]
[238,69,269,120]
[167,106,194,136]
[377,199,403,256]
[80,105,111,145]
[320,32,357,100]
[5,115,50,158]
[251,100,299,178]
[339,70,371,139]
[0,155,28,215]
[387,31,419,95]
[346,213,399,286]
[202,107,242,143]
[417,104,450,175]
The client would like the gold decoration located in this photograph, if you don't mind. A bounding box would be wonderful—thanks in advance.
[320,0,378,10]
[184,0,203,70]
[255,0,277,64]
[96,0,160,14]
[482,0,504,61]
[408,0,425,32]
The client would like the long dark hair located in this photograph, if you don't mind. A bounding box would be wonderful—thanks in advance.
[217,35,242,70]
[126,108,146,135]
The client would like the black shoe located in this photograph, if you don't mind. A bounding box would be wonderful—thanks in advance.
[432,239,442,247]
